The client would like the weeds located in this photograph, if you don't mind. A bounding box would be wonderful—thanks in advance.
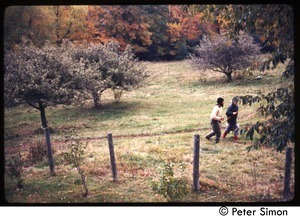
[113,88,124,103]
[6,152,24,189]
[27,140,47,164]
[63,141,89,197]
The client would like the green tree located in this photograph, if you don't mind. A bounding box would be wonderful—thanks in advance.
[4,38,81,175]
[69,41,149,107]
[139,5,170,60]
[240,87,294,152]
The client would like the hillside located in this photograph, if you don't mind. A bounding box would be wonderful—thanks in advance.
[4,60,294,203]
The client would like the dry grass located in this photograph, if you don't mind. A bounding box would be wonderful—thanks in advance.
[4,60,295,203]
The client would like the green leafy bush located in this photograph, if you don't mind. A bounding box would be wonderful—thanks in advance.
[151,162,189,201]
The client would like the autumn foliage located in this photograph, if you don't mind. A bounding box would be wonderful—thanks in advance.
[4,5,212,60]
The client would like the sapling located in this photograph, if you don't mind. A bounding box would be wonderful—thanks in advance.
[64,141,89,197]
[151,162,189,202]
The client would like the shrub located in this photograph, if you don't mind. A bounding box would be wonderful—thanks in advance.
[151,162,189,202]
[6,152,24,189]
[63,141,89,197]
[27,140,47,164]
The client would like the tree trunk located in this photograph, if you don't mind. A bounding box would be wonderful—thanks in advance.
[78,165,88,197]
[39,103,56,176]
[225,72,232,81]
[92,91,101,108]
[54,6,62,46]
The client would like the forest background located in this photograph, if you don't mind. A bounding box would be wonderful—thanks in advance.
[4,5,278,61]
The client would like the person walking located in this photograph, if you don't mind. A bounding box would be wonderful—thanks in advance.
[222,97,240,141]
[205,97,224,143]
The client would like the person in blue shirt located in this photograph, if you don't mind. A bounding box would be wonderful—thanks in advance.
[222,97,240,141]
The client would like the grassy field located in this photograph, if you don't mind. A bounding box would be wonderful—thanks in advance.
[4,60,295,203]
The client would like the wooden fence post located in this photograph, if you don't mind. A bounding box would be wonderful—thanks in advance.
[107,133,118,181]
[283,147,292,201]
[193,134,200,192]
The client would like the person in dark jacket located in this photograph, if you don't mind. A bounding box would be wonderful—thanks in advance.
[222,97,240,141]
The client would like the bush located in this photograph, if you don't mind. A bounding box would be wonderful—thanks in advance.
[27,140,47,164]
[151,162,189,202]
[6,152,24,189]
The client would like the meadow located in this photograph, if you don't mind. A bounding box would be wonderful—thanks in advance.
[4,60,294,203]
